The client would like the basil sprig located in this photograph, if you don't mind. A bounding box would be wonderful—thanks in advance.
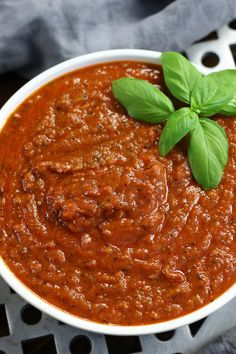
[112,52,236,189]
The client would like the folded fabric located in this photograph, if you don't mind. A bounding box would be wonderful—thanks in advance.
[0,0,236,77]
[198,326,236,354]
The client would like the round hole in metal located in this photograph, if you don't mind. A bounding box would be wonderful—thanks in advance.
[70,335,92,354]
[21,304,42,325]
[155,330,175,341]
[229,19,236,30]
[201,52,220,67]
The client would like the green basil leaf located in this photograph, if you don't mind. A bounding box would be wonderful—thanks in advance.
[159,107,198,156]
[191,71,236,116]
[112,78,174,123]
[161,52,202,103]
[207,69,236,85]
[208,71,236,116]
[220,93,236,115]
[188,118,228,189]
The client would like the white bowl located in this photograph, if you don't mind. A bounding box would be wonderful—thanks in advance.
[0,49,235,336]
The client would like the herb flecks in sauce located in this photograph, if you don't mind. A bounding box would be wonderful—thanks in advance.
[112,52,236,189]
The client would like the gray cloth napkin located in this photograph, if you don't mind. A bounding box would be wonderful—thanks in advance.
[0,1,236,353]
[1,0,236,77]
[198,326,236,354]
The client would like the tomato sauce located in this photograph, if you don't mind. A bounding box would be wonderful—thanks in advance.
[0,61,235,325]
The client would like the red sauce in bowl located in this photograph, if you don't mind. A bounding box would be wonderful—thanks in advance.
[0,61,235,325]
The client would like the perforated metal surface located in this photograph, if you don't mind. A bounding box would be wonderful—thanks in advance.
[1,20,236,354]
[186,20,236,72]
[0,276,236,354]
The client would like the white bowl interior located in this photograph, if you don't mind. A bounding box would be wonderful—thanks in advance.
[0,49,235,335]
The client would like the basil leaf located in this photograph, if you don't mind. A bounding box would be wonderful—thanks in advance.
[220,93,236,115]
[161,52,202,104]
[159,107,198,156]
[112,78,174,123]
[191,71,236,116]
[208,71,236,116]
[188,118,228,189]
[207,69,236,85]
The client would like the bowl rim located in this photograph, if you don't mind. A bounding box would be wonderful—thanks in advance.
[0,48,235,336]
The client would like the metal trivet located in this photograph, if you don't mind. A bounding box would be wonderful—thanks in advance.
[1,19,236,354]
[0,276,236,354]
